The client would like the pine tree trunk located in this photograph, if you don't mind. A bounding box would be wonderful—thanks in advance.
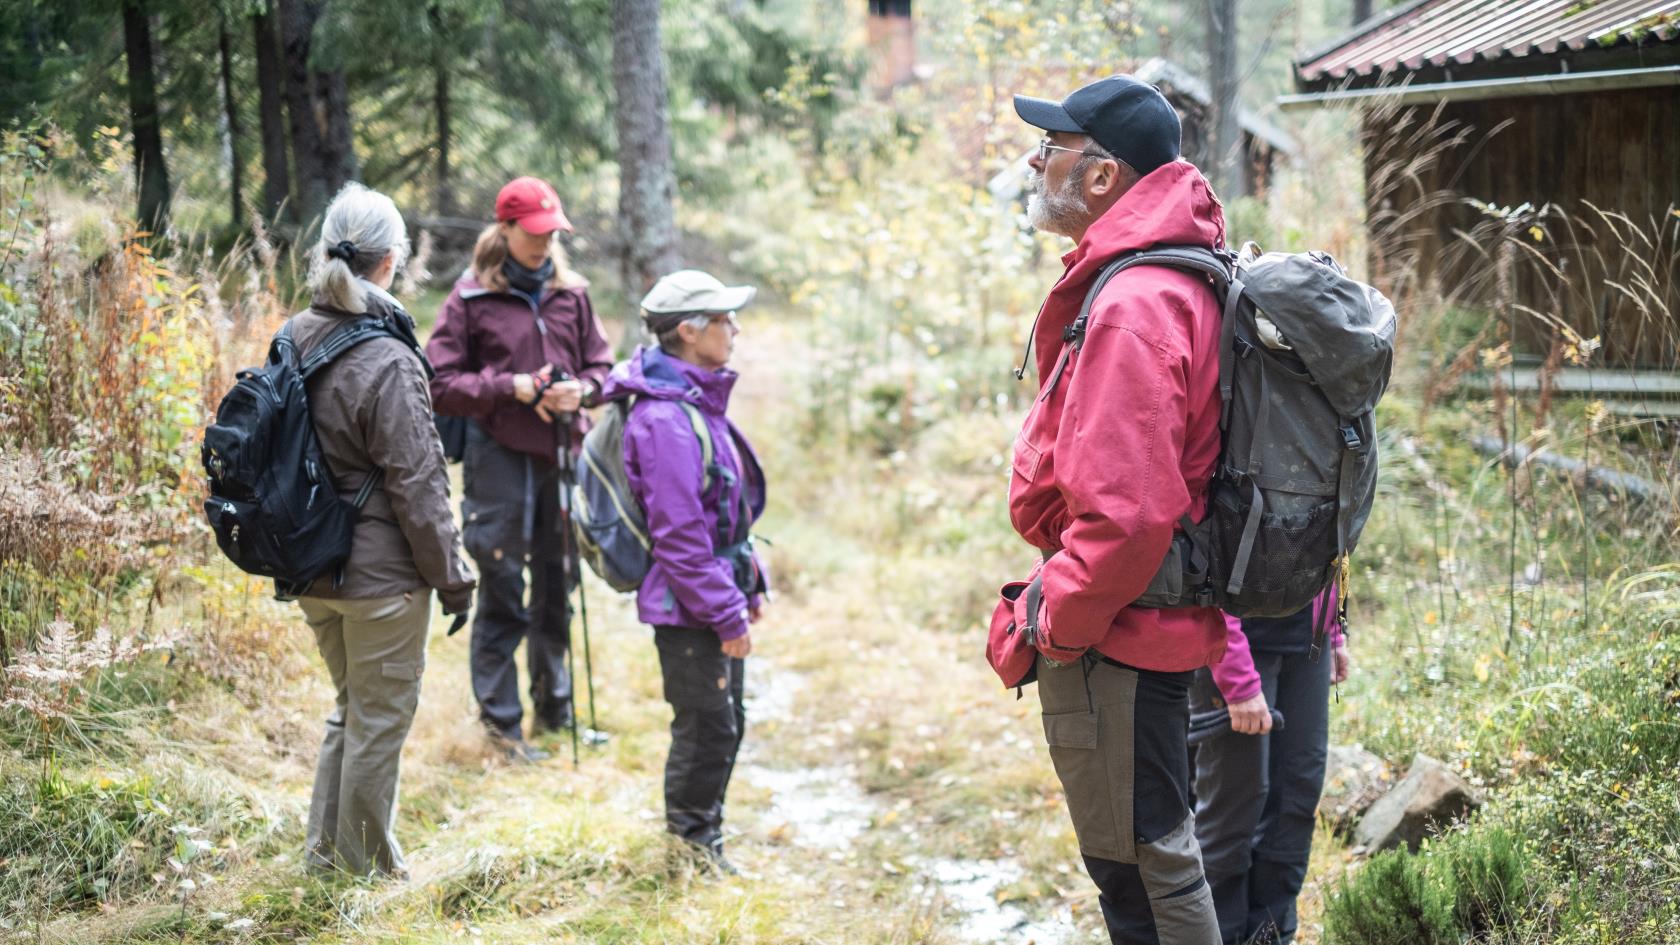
[316,67,357,190]
[1204,0,1244,199]
[122,0,170,234]
[252,3,291,221]
[430,4,453,216]
[277,0,328,223]
[218,13,245,229]
[611,0,681,328]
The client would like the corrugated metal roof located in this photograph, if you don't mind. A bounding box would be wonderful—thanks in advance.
[1298,0,1680,82]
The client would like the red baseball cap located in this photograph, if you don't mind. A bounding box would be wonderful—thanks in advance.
[495,176,573,234]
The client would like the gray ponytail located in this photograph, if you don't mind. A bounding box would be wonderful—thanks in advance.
[307,183,411,313]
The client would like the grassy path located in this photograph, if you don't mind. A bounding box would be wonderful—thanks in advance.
[24,311,1125,944]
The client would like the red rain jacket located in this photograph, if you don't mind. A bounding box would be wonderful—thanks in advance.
[988,161,1231,684]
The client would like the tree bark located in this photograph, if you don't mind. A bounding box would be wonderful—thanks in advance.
[217,12,244,229]
[611,0,681,328]
[316,66,357,190]
[252,3,291,221]
[121,0,170,234]
[277,0,328,223]
[1353,0,1374,25]
[430,4,453,216]
[1203,0,1244,199]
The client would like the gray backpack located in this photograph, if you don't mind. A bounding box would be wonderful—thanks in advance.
[572,398,719,593]
[1049,243,1396,655]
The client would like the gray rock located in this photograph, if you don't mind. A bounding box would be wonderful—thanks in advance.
[1318,744,1393,835]
[1353,753,1483,852]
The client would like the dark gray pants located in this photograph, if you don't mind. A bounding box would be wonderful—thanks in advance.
[1040,653,1220,945]
[654,625,745,852]
[1191,650,1330,945]
[461,427,573,740]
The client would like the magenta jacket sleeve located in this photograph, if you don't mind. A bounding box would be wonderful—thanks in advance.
[1316,585,1347,649]
[426,289,516,415]
[1210,612,1263,704]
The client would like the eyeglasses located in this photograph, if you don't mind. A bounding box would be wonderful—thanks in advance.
[706,311,739,329]
[1036,138,1090,162]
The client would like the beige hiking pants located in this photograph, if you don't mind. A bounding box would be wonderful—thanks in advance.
[299,590,431,876]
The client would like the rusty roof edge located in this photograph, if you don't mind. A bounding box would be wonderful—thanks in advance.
[1297,16,1680,85]
[1293,0,1440,75]
[1278,61,1680,110]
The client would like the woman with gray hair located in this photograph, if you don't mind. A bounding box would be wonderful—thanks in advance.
[287,182,475,877]
[598,269,770,874]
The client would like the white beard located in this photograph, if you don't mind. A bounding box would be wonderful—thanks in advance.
[1025,171,1089,238]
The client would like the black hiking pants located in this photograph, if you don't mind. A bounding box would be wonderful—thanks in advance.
[1040,653,1220,945]
[1191,646,1331,945]
[654,625,745,852]
[461,426,574,740]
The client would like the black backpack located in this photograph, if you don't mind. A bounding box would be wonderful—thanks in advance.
[1040,242,1395,656]
[201,315,424,599]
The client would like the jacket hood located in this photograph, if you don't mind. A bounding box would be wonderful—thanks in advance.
[1032,161,1226,381]
[600,345,737,415]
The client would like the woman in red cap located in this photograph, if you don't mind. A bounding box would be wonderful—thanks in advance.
[426,176,613,762]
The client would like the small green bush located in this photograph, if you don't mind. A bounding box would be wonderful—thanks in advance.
[1324,846,1457,945]
[1324,826,1529,945]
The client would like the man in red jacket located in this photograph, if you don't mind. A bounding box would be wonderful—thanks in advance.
[991,76,1230,944]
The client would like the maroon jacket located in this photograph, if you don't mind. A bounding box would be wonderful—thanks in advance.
[427,269,614,461]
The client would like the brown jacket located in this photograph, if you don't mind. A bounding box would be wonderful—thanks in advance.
[289,286,476,610]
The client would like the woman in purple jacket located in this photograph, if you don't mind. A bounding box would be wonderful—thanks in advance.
[425,177,613,762]
[599,269,769,874]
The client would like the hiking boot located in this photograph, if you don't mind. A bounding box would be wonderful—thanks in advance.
[682,839,740,877]
[495,735,550,765]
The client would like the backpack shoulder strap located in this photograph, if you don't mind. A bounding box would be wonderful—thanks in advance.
[269,321,300,368]
[677,401,716,493]
[298,318,402,381]
[1044,245,1234,394]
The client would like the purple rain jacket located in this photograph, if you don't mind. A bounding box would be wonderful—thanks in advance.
[427,270,614,462]
[600,346,768,641]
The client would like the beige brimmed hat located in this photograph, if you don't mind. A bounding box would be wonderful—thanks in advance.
[640,269,757,323]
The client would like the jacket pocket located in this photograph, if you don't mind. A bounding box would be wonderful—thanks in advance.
[1012,437,1044,484]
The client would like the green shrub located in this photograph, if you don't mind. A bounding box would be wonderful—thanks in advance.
[1324,826,1529,945]
[1324,845,1457,945]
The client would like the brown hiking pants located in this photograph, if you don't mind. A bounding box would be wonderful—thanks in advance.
[1039,652,1219,945]
[299,591,431,876]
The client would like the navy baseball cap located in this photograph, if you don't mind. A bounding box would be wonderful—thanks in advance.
[1014,75,1181,175]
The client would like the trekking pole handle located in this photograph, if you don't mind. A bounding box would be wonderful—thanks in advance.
[1187,707,1286,745]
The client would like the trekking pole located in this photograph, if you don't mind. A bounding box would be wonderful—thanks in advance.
[557,412,600,739]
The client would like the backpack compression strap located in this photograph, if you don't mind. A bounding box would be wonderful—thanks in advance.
[1043,245,1234,396]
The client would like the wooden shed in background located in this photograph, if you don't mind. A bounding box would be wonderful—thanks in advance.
[1135,58,1296,198]
[1283,0,1680,370]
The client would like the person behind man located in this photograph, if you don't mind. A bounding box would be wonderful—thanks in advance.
[598,270,769,874]
[289,183,476,877]
[990,76,1229,943]
[426,176,613,763]
[1193,594,1350,945]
